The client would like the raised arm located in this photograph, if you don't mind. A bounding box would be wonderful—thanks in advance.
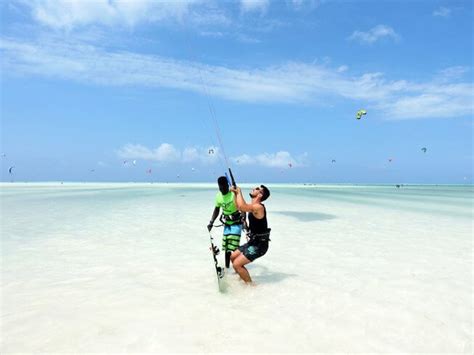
[231,186,264,217]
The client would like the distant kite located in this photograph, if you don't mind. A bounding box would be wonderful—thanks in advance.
[388,158,393,163]
[123,160,128,165]
[133,160,137,165]
[146,169,152,174]
[1,153,6,158]
[8,166,14,174]
[288,163,293,168]
[191,167,196,172]
[356,109,367,120]
[421,147,427,153]
[331,159,336,163]
[89,169,95,172]
[208,149,214,155]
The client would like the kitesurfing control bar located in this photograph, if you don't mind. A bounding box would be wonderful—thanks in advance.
[228,168,237,187]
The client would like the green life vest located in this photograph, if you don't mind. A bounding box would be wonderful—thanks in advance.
[215,192,238,215]
[215,192,241,225]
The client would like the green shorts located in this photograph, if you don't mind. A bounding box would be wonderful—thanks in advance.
[222,224,242,251]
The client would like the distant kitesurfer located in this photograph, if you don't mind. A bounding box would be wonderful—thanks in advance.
[230,185,271,283]
[207,176,245,268]
[356,109,367,120]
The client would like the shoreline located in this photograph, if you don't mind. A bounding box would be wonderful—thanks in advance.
[1,181,473,187]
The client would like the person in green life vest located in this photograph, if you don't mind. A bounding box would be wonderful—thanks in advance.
[207,176,246,268]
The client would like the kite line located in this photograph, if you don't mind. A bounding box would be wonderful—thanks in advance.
[185,39,237,186]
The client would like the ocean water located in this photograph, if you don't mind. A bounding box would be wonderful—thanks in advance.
[1,183,472,353]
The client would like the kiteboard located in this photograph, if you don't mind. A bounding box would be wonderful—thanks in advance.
[209,232,225,292]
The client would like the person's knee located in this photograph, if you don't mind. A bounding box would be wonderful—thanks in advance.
[234,259,248,269]
[233,261,244,271]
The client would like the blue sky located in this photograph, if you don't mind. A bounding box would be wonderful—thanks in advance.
[1,0,472,183]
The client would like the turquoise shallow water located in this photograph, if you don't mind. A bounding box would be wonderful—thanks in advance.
[275,184,473,218]
[1,183,472,353]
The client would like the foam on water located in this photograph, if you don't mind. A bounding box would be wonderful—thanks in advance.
[1,183,472,353]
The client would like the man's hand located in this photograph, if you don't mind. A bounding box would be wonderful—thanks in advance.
[230,186,241,194]
[207,222,213,232]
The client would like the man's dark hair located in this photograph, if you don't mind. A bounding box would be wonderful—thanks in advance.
[260,185,270,202]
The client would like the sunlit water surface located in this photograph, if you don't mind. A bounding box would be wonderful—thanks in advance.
[1,183,472,353]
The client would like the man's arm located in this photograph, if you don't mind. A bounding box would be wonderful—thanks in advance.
[231,187,263,217]
[207,206,220,231]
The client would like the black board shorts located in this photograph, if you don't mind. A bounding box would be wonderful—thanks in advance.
[238,241,269,262]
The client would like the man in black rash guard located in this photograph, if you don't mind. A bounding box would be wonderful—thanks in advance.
[229,185,271,283]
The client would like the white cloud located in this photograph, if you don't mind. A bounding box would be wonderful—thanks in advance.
[17,0,288,45]
[433,6,451,17]
[21,0,217,30]
[288,0,321,11]
[436,66,470,81]
[1,38,472,120]
[232,154,254,165]
[117,143,181,162]
[182,147,200,162]
[337,65,348,73]
[200,31,225,38]
[377,84,473,119]
[235,33,262,43]
[240,0,270,14]
[117,143,221,164]
[189,8,232,27]
[291,0,305,7]
[348,25,400,44]
[117,144,309,168]
[183,146,220,164]
[232,151,308,168]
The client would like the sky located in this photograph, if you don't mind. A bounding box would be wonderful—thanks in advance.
[0,0,472,184]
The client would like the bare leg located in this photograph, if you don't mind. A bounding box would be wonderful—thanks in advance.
[230,250,241,274]
[230,249,241,263]
[232,254,252,283]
